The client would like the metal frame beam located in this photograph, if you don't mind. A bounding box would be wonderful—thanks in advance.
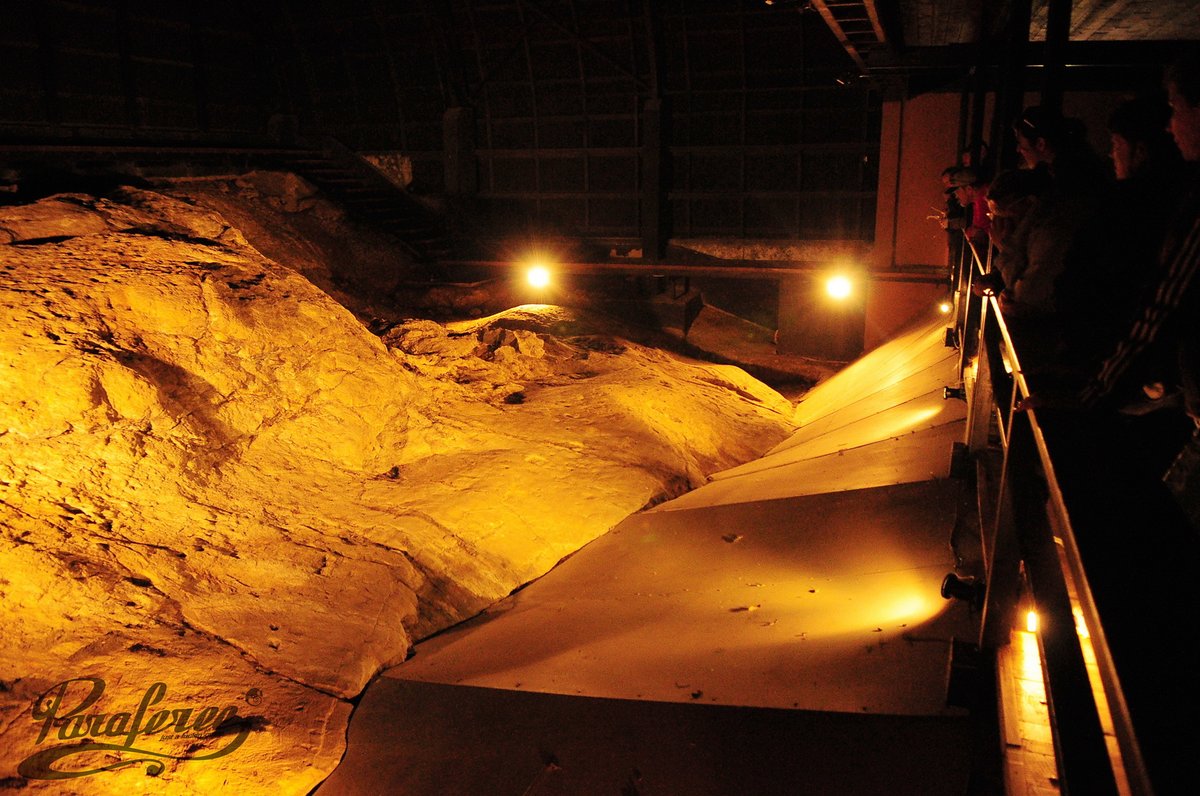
[809,0,890,74]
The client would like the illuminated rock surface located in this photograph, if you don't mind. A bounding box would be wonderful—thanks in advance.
[319,314,975,795]
[376,315,969,712]
[0,185,794,793]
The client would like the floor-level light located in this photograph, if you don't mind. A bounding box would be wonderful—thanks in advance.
[527,265,551,289]
[826,274,852,300]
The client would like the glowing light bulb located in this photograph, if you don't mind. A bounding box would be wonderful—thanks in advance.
[826,275,852,300]
[527,265,550,288]
[1073,607,1089,639]
[1026,610,1039,633]
[939,301,952,314]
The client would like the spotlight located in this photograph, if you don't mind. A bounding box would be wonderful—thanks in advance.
[940,573,984,609]
[825,274,852,301]
[939,301,952,314]
[527,265,550,288]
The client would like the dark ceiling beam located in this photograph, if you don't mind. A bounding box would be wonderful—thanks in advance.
[809,0,890,74]
[869,35,1183,100]
[866,39,1198,72]
[517,0,651,92]
[440,259,947,282]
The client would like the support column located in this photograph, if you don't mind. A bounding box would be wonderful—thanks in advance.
[1040,0,1072,113]
[640,0,667,263]
[115,0,142,130]
[640,98,667,263]
[993,0,1032,171]
[443,106,477,196]
[32,3,61,127]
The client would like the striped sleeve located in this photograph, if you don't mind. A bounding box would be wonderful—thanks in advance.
[1081,212,1200,407]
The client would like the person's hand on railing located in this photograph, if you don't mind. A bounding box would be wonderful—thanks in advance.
[930,208,967,231]
[972,271,1004,297]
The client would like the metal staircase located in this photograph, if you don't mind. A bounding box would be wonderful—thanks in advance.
[277,137,457,265]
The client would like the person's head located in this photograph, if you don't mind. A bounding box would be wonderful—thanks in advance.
[1166,45,1200,162]
[986,169,1050,244]
[940,165,958,190]
[1014,106,1061,168]
[1107,94,1179,179]
[946,166,981,204]
[1013,107,1090,169]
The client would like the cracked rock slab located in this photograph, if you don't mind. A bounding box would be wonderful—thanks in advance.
[0,187,796,792]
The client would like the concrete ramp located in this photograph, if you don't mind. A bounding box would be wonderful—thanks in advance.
[320,314,975,795]
[665,314,965,510]
[319,679,971,796]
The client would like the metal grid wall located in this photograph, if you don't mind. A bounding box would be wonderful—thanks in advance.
[449,0,648,240]
[662,3,880,240]
[0,0,278,141]
[0,0,881,243]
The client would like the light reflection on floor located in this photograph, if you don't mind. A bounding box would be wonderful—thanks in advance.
[391,316,975,717]
[392,481,971,716]
[324,315,982,794]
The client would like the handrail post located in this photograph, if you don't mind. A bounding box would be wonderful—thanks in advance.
[1007,411,1120,795]
[961,284,1118,792]
[976,306,1022,649]
[963,341,993,453]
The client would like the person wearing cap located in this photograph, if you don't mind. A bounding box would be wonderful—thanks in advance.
[937,165,970,273]
[945,166,990,253]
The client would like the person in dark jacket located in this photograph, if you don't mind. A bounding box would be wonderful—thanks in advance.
[1056,94,1189,375]
[1077,47,1200,525]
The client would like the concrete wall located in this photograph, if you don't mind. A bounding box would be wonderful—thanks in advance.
[863,93,961,351]
[872,92,961,272]
[864,281,949,351]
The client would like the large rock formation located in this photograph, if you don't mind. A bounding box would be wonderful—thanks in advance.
[0,185,794,792]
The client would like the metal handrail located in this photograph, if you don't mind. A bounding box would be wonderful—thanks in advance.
[956,236,1200,795]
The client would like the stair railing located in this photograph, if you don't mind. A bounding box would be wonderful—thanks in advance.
[953,234,1200,795]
